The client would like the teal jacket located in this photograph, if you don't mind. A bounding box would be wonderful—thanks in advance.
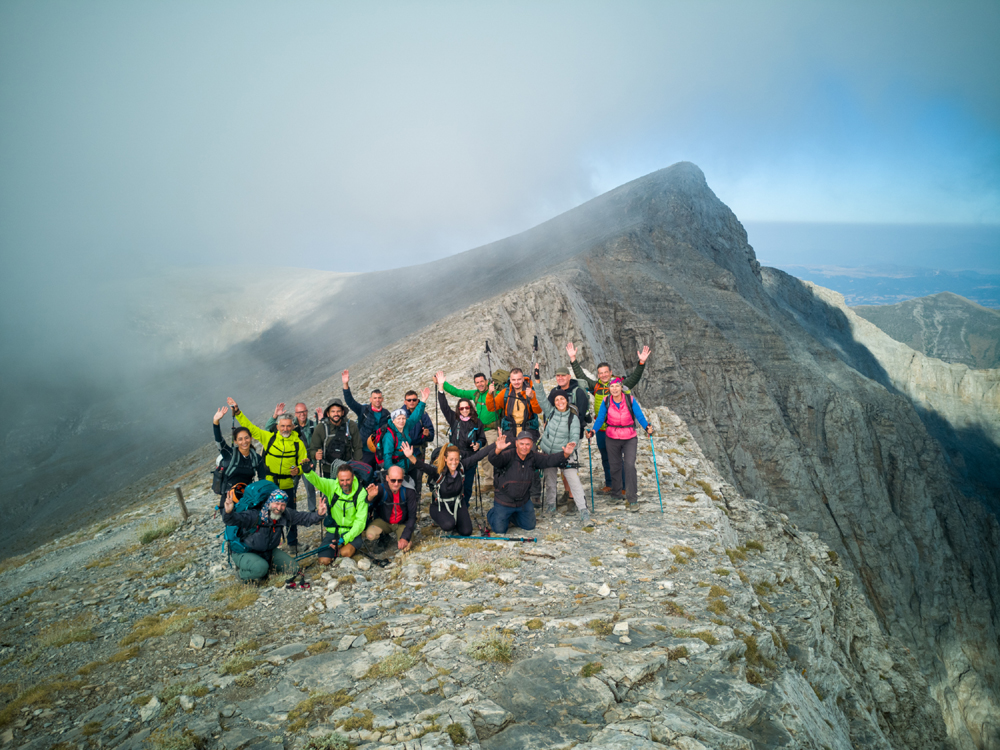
[382,401,426,471]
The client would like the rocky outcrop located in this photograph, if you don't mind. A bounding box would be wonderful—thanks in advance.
[853,292,1000,370]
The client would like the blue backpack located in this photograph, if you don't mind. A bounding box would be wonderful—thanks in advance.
[222,479,279,555]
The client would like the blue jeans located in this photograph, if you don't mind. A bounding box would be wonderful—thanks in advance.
[596,430,625,488]
[487,501,536,534]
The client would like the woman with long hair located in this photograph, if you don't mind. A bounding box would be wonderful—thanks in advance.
[434,371,485,503]
[212,406,265,497]
[588,377,652,513]
[401,440,491,536]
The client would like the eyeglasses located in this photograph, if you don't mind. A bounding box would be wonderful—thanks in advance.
[458,406,471,411]
[386,478,403,484]
[295,410,307,415]
[405,398,418,402]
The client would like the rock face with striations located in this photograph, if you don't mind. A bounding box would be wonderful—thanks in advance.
[407,163,1000,749]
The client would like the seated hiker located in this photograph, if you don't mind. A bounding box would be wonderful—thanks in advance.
[362,464,419,551]
[588,377,653,513]
[537,388,590,526]
[302,462,371,562]
[403,440,492,537]
[567,341,650,495]
[434,371,484,503]
[222,485,326,582]
[342,369,390,469]
[227,397,308,554]
[488,432,577,534]
[212,406,265,497]
[372,388,429,485]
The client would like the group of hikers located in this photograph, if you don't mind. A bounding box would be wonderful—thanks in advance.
[213,342,654,582]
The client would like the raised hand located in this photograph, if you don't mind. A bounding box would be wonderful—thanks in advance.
[315,407,323,421]
[421,387,430,402]
[637,345,651,364]
[341,369,350,388]
[495,434,509,453]
[213,406,229,424]
[273,402,286,418]
[316,497,328,516]
[226,397,239,411]
[563,442,577,457]
[315,449,323,461]
[566,342,577,362]
[401,441,414,458]
[488,381,496,394]
[289,465,300,477]
[435,370,445,389]
[223,488,236,514]
[523,385,534,400]
[366,484,379,498]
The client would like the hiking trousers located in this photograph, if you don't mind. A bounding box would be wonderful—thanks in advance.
[487,501,536,534]
[231,549,295,581]
[596,430,626,489]
[430,497,474,536]
[543,467,586,511]
[605,435,638,502]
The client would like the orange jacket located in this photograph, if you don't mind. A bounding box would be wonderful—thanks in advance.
[486,385,542,427]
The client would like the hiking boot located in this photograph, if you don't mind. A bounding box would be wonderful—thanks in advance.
[543,502,556,516]
[556,491,570,507]
[579,508,592,527]
[600,486,613,495]
[626,501,639,513]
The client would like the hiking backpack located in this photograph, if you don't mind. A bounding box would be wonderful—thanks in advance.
[221,479,279,555]
[499,383,540,434]
[211,445,266,495]
[320,420,353,464]
[365,424,404,470]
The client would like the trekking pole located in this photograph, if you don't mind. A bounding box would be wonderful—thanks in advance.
[433,377,439,451]
[485,340,493,380]
[446,535,536,542]
[587,436,595,512]
[649,434,664,513]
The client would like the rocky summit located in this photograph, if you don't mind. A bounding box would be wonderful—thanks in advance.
[0,395,942,750]
[2,161,998,749]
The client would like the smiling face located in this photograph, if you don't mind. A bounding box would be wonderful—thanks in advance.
[555,373,571,389]
[235,428,252,452]
[337,468,354,493]
[393,413,407,431]
[277,417,294,438]
[597,365,612,383]
[474,375,488,393]
[370,391,384,410]
[386,466,405,490]
[509,371,524,390]
[516,436,533,458]
[294,403,308,425]
[554,394,568,412]
[609,381,623,398]
[327,405,344,423]
[457,399,473,417]
[445,448,461,473]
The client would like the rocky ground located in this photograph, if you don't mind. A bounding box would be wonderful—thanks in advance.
[0,398,936,750]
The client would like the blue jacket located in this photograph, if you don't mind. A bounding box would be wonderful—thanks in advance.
[593,394,649,435]
[343,388,390,447]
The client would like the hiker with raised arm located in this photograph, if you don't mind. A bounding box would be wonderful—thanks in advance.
[310,398,362,479]
[442,370,498,487]
[588,377,653,513]
[533,363,591,508]
[404,440,492,537]
[537,388,591,526]
[567,342,650,495]
[212,406,265,497]
[342,369,390,469]
[266,402,317,513]
[302,462,371,562]
[488,432,577,534]
[362,464,419,552]
[227,397,308,554]
[435,371,484,503]
[222,486,327,582]
[401,390,435,497]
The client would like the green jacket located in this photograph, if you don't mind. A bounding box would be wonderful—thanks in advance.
[235,412,306,490]
[443,381,497,428]
[303,471,368,544]
[570,361,645,431]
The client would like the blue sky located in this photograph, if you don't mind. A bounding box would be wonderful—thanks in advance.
[1,0,998,281]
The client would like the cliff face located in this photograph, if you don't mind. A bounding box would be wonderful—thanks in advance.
[435,163,1000,749]
[853,292,1000,370]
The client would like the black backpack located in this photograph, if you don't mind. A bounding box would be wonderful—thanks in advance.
[500,383,540,434]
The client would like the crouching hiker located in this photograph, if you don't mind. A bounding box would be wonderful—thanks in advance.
[302,463,371,562]
[222,486,326,583]
[403,441,492,537]
[362,464,418,552]
[488,432,577,534]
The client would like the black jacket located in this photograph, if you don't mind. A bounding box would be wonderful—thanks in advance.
[214,423,265,486]
[438,391,484,457]
[414,443,492,499]
[221,508,323,553]
[368,484,419,542]
[488,446,567,507]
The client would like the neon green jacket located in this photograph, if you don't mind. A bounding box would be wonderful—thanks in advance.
[235,411,306,490]
[303,471,368,545]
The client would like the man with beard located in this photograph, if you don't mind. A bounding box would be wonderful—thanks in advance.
[310,398,362,478]
[222,488,326,583]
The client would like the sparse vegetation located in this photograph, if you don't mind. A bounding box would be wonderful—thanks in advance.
[303,733,352,750]
[288,691,353,732]
[713,568,730,576]
[682,495,697,503]
[364,622,389,642]
[667,646,689,660]
[365,651,418,679]
[726,548,748,563]
[580,662,603,678]
[338,709,375,732]
[707,599,728,615]
[708,585,730,599]
[446,723,469,745]
[746,668,764,685]
[210,582,259,610]
[138,519,180,545]
[827,550,839,564]
[525,618,543,630]
[745,540,765,552]
[587,619,614,636]
[120,608,200,646]
[589,556,602,566]
[462,604,485,617]
[220,655,258,675]
[468,629,514,663]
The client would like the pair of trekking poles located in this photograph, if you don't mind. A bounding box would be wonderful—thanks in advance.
[585,433,663,512]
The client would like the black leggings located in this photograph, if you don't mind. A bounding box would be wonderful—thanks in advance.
[429,497,473,536]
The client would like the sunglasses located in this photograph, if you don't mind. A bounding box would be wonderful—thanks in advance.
[458,406,471,411]
[386,478,403,484]
[405,398,418,402]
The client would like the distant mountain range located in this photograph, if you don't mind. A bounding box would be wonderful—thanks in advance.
[853,292,1000,369]
[778,265,1000,307]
